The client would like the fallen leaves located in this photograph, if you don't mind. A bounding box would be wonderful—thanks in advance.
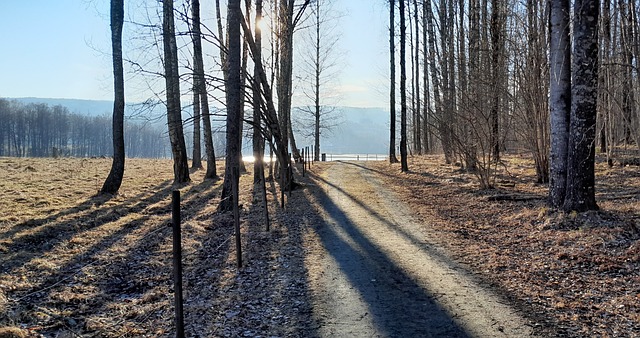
[370,155,640,337]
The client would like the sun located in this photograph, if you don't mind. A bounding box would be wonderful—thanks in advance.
[255,17,269,35]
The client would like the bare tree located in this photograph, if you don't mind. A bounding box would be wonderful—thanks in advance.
[191,0,217,179]
[295,0,343,162]
[413,0,421,154]
[219,0,243,212]
[400,0,408,172]
[101,0,126,194]
[489,0,505,161]
[253,0,266,184]
[389,0,399,163]
[163,0,190,184]
[563,0,599,212]
[548,0,571,208]
[191,67,203,170]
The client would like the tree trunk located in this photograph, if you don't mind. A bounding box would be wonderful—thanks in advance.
[548,0,571,208]
[413,0,421,155]
[191,0,217,179]
[191,72,202,170]
[425,0,443,160]
[253,0,266,184]
[422,0,430,153]
[389,0,399,163]
[314,0,321,162]
[101,0,125,195]
[278,0,294,165]
[563,0,599,212]
[400,0,409,172]
[490,0,503,161]
[219,0,242,212]
[163,0,190,184]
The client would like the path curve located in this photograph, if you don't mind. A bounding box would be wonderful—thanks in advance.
[305,161,534,337]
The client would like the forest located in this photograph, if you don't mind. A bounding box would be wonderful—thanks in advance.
[1,0,640,336]
[0,99,168,158]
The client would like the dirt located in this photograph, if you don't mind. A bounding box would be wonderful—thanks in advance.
[303,161,533,337]
[1,155,638,337]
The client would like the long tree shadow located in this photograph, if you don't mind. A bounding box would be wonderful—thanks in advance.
[200,170,318,337]
[3,178,226,336]
[310,172,476,270]
[1,180,174,275]
[302,171,471,337]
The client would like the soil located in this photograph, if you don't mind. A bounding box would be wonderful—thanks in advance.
[1,155,638,337]
[303,161,533,337]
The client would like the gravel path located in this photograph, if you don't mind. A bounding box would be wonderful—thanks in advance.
[305,161,534,337]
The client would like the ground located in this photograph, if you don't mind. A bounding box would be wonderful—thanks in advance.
[0,155,638,337]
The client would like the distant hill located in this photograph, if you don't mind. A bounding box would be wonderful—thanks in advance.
[5,98,390,155]
[292,106,389,155]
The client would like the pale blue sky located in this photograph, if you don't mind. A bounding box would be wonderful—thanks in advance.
[0,0,390,108]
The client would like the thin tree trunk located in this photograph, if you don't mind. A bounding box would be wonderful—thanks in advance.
[414,0,421,155]
[314,0,321,162]
[490,0,503,161]
[192,0,217,179]
[219,0,243,212]
[400,0,408,172]
[191,72,202,170]
[101,0,125,194]
[422,0,430,153]
[425,0,443,160]
[163,0,190,184]
[253,0,266,184]
[389,0,399,163]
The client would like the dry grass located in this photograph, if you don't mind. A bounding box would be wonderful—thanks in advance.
[0,157,228,337]
[0,157,319,337]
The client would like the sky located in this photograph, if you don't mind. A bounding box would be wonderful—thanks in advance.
[0,0,390,109]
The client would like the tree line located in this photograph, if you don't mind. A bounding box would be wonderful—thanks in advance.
[0,98,168,158]
[389,0,637,212]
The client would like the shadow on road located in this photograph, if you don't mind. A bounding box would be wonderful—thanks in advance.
[301,169,471,337]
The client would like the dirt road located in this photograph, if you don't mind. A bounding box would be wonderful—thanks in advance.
[304,161,534,337]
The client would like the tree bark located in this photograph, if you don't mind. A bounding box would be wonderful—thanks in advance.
[548,0,571,208]
[389,0,399,163]
[191,0,217,179]
[101,0,125,195]
[253,0,266,184]
[191,71,202,170]
[219,0,243,212]
[163,0,190,184]
[425,0,443,160]
[400,0,409,172]
[490,0,504,161]
[413,0,421,155]
[563,0,599,212]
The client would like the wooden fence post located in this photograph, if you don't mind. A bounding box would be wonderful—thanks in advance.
[171,190,185,338]
[232,167,242,268]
